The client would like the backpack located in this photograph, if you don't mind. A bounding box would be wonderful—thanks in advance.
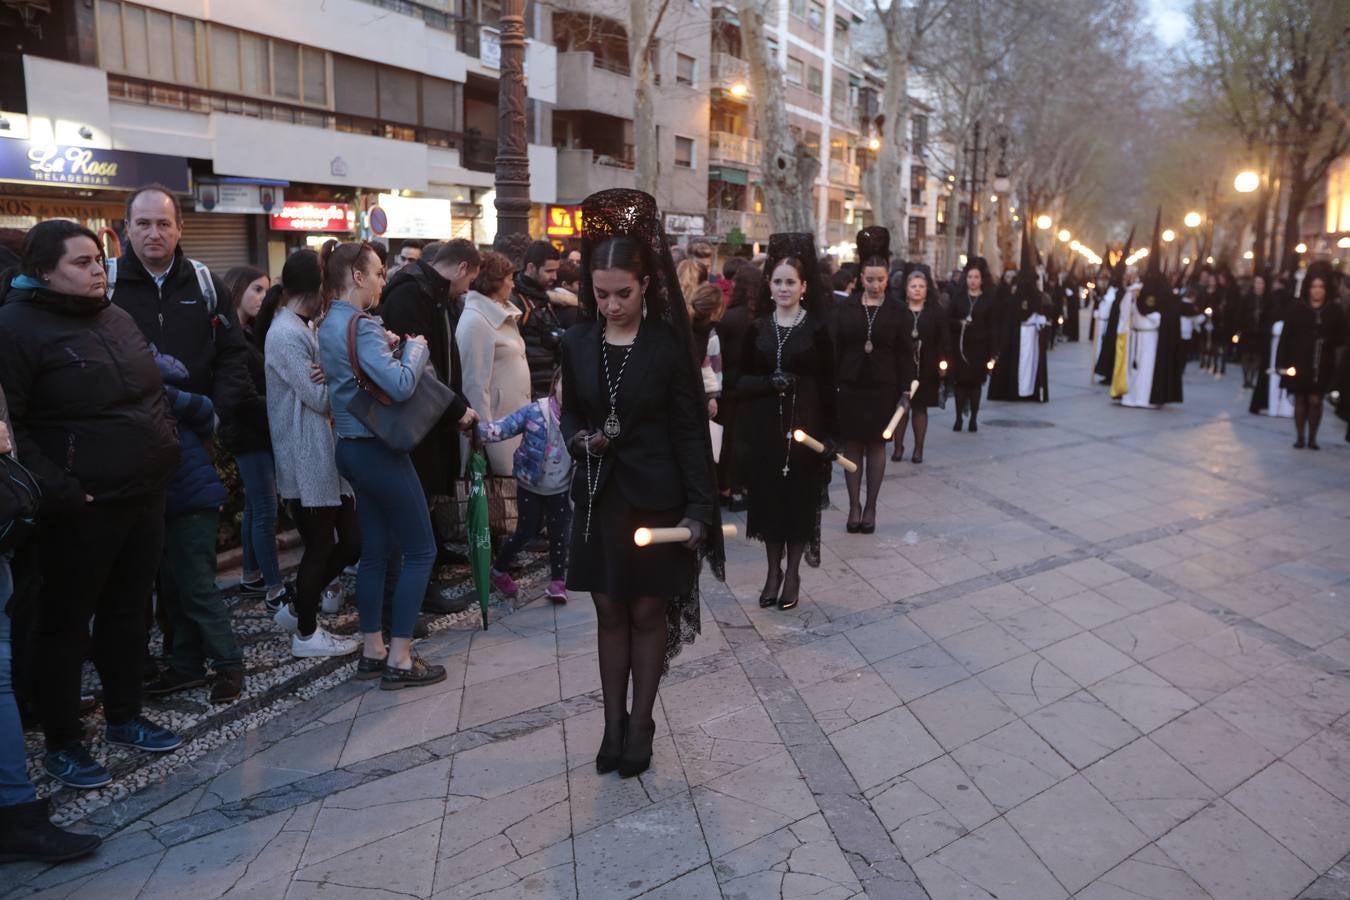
[0,454,41,556]
[106,256,217,313]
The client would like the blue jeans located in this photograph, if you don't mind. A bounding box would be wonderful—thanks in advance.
[335,439,435,639]
[235,451,281,587]
[0,557,38,806]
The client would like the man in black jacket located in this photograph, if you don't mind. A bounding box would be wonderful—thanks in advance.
[111,184,252,704]
[377,240,480,608]
[512,240,564,399]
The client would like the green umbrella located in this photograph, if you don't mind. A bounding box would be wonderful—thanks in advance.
[465,444,492,630]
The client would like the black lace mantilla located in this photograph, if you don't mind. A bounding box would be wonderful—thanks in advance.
[578,188,726,671]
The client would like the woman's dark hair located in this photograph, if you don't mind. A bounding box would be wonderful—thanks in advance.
[860,256,889,272]
[255,249,323,347]
[224,265,268,324]
[590,235,652,282]
[472,250,515,296]
[730,263,761,313]
[722,255,746,281]
[321,240,377,300]
[20,219,103,279]
[556,259,581,287]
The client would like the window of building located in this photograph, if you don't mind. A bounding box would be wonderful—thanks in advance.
[909,216,926,253]
[98,0,203,86]
[828,199,844,221]
[675,135,696,169]
[807,66,823,95]
[676,52,696,87]
[789,0,807,19]
[807,0,825,30]
[803,130,821,157]
[786,56,804,85]
[912,114,928,153]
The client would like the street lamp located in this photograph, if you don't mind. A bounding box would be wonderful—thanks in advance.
[867,136,881,151]
[730,82,749,98]
[1184,211,1202,228]
[1057,229,1071,242]
[1234,170,1260,193]
[1338,236,1350,249]
[1036,214,1052,230]
[1243,250,1255,259]
[1162,229,1176,243]
[1295,242,1308,254]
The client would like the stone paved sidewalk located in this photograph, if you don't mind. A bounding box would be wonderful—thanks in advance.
[5,341,1350,900]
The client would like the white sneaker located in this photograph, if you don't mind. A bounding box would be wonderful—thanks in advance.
[273,602,300,635]
[291,626,361,658]
[320,580,345,614]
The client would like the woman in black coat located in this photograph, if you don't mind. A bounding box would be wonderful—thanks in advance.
[892,266,950,463]
[1277,262,1343,449]
[833,227,910,533]
[714,262,759,510]
[737,234,836,611]
[0,220,182,788]
[948,256,995,433]
[562,189,722,780]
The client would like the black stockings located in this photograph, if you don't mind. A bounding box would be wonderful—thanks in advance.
[953,387,981,429]
[593,593,668,747]
[1294,394,1323,446]
[844,441,888,524]
[897,407,929,460]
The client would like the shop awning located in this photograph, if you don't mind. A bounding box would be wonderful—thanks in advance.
[710,166,749,185]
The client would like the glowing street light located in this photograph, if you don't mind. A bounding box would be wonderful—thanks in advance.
[1162,229,1176,243]
[1057,229,1071,242]
[867,136,881,151]
[1243,250,1254,259]
[1338,236,1350,249]
[1295,242,1308,254]
[989,194,998,203]
[1036,214,1053,230]
[1234,170,1260,193]
[729,82,749,98]
[1184,211,1202,228]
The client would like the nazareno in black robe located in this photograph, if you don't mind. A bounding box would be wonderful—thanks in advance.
[1094,287,1122,380]
[1149,287,1185,406]
[987,283,1049,402]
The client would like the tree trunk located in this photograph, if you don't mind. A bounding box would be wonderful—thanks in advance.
[942,157,963,274]
[734,0,817,234]
[862,15,909,249]
[630,0,666,197]
[1251,166,1270,273]
[1280,150,1312,275]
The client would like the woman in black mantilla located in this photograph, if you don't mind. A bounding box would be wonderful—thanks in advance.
[736,233,836,611]
[561,189,724,779]
[833,227,911,533]
[891,264,949,463]
[948,256,995,433]
[1277,261,1343,450]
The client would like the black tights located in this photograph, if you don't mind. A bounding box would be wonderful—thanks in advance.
[763,540,806,597]
[895,407,930,459]
[1294,393,1324,445]
[952,386,981,427]
[844,441,888,524]
[290,497,362,637]
[594,593,668,748]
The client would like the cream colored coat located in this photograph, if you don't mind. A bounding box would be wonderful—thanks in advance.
[456,290,531,476]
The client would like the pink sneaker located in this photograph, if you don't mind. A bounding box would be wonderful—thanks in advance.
[546,581,567,604]
[489,568,518,598]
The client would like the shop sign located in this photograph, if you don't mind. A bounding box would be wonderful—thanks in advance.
[480,28,501,69]
[546,205,583,238]
[376,193,452,238]
[0,195,127,221]
[0,139,189,191]
[665,213,706,237]
[269,201,352,232]
[196,182,284,215]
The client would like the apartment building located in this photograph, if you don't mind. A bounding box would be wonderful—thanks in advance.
[0,0,560,272]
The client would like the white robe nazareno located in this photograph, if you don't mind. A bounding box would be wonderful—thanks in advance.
[1121,296,1161,409]
[1019,314,1047,397]
[1266,321,1295,418]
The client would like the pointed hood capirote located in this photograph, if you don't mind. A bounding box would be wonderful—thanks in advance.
[1139,208,1170,317]
[1111,226,1136,289]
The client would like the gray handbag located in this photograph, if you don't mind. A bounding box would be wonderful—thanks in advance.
[346,313,454,452]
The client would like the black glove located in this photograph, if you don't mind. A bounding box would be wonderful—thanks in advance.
[677,517,707,551]
[770,370,797,395]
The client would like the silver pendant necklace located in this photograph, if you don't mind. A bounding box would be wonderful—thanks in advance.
[909,305,921,341]
[773,308,805,477]
[862,299,880,354]
[601,325,636,439]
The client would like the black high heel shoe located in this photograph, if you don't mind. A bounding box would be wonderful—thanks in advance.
[778,573,801,611]
[596,715,628,774]
[891,445,905,462]
[759,569,783,607]
[617,719,656,778]
[846,509,861,534]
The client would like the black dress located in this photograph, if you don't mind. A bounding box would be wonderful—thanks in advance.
[738,312,835,553]
[833,296,912,442]
[715,301,754,491]
[561,320,715,602]
[897,299,949,408]
[1278,301,1345,395]
[948,290,995,388]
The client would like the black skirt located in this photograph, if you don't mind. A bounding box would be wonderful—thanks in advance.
[566,481,696,600]
[837,383,902,442]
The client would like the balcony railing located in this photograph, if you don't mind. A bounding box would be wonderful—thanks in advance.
[709,131,760,167]
[828,159,861,185]
[711,52,751,86]
[709,208,771,241]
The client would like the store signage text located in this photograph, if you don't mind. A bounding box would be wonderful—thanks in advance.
[0,139,190,191]
[269,202,352,232]
[546,205,584,238]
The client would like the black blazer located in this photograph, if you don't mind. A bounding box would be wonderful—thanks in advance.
[832,295,913,388]
[560,319,715,525]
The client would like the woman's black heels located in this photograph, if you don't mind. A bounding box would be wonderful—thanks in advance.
[846,509,862,533]
[778,573,801,611]
[596,715,628,774]
[759,570,783,607]
[617,719,656,778]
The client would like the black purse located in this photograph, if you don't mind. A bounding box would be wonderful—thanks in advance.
[346,313,454,452]
[0,454,41,555]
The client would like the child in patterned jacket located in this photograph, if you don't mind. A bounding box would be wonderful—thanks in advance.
[477,369,572,603]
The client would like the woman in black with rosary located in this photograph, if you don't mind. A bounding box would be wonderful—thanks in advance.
[948,256,996,433]
[561,189,723,779]
[736,233,836,611]
[1277,260,1343,450]
[833,227,912,533]
[891,265,949,464]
